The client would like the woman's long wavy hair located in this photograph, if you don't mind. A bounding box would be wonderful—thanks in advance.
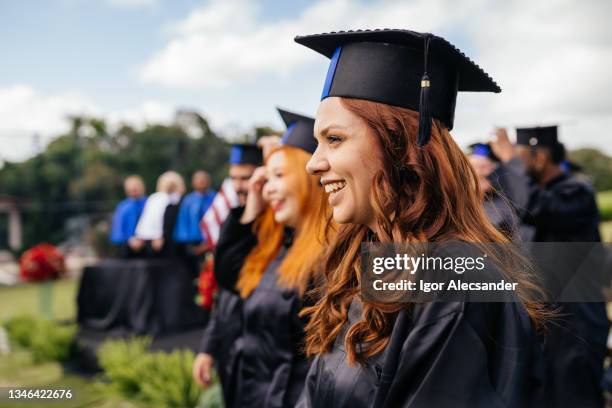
[302,98,547,364]
[236,145,332,298]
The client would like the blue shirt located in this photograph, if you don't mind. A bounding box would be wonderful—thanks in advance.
[173,190,216,243]
[110,197,147,244]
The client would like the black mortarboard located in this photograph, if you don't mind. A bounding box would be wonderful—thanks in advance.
[516,126,558,147]
[229,143,263,166]
[295,29,501,146]
[468,142,499,162]
[277,107,317,154]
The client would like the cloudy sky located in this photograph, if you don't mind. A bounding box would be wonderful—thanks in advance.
[1,0,610,162]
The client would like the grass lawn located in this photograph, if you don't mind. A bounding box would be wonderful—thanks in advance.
[601,220,612,243]
[0,279,141,408]
[0,278,78,322]
[597,190,612,222]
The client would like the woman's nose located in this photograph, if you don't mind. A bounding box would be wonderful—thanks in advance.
[306,147,329,175]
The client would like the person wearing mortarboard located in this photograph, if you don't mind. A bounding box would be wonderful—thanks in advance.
[110,175,147,257]
[193,143,263,406]
[467,142,521,239]
[491,126,608,408]
[198,108,331,408]
[294,29,547,407]
[133,171,186,257]
[173,170,216,255]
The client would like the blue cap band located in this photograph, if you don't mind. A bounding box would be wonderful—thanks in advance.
[280,122,297,145]
[321,46,342,100]
[229,146,243,164]
[472,144,491,157]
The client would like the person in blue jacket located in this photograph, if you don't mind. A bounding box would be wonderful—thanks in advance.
[110,175,147,257]
[174,170,216,256]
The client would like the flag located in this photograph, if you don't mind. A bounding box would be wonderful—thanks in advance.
[199,178,240,248]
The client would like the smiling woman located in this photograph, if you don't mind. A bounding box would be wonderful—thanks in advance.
[295,29,549,408]
[211,108,334,408]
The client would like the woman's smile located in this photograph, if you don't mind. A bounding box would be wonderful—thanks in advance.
[322,179,347,206]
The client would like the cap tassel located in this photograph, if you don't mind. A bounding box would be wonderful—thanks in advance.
[417,35,432,147]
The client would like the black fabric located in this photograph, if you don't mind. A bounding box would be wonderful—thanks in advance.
[235,246,309,408]
[516,126,558,147]
[524,172,601,242]
[199,288,243,408]
[297,299,544,408]
[213,207,258,291]
[161,201,182,257]
[211,207,309,408]
[77,259,207,335]
[497,159,608,407]
[199,207,256,408]
[329,41,458,128]
[277,108,316,154]
[231,143,264,166]
[295,29,500,130]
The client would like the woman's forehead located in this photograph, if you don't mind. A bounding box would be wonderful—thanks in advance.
[266,150,287,168]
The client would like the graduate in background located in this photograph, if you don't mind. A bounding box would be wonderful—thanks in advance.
[193,143,263,406]
[133,171,186,257]
[110,175,147,256]
[467,143,519,239]
[295,29,547,407]
[173,170,216,255]
[491,126,608,408]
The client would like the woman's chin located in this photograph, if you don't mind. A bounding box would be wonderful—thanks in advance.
[332,207,353,224]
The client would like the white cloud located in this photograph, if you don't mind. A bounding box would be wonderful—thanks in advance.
[0,85,176,162]
[139,0,612,154]
[139,0,458,88]
[452,0,612,152]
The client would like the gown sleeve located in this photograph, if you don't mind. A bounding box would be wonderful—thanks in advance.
[382,302,543,408]
[498,159,599,234]
[199,303,221,355]
[214,206,258,293]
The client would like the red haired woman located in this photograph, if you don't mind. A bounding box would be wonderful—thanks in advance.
[213,108,332,408]
[294,30,548,407]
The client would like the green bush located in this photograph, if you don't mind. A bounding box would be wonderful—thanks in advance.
[30,320,76,363]
[597,190,612,221]
[3,314,76,363]
[3,314,37,348]
[96,336,151,398]
[138,349,202,407]
[97,337,204,407]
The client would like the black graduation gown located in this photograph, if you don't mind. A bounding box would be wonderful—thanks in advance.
[213,208,310,408]
[499,159,608,407]
[297,297,544,408]
[199,288,243,407]
[199,207,255,408]
[483,192,519,239]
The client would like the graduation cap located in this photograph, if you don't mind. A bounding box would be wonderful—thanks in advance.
[229,143,263,166]
[294,29,501,146]
[515,126,558,147]
[277,107,317,154]
[468,142,499,162]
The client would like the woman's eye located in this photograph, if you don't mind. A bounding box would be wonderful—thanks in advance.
[326,135,343,144]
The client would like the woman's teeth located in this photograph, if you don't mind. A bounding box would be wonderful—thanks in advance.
[324,181,346,194]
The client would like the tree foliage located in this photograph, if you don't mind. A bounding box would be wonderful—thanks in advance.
[0,112,248,249]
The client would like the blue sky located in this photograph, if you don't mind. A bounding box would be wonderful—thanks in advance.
[0,0,610,162]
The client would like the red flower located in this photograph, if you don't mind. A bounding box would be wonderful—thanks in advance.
[19,243,66,282]
[197,254,218,310]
